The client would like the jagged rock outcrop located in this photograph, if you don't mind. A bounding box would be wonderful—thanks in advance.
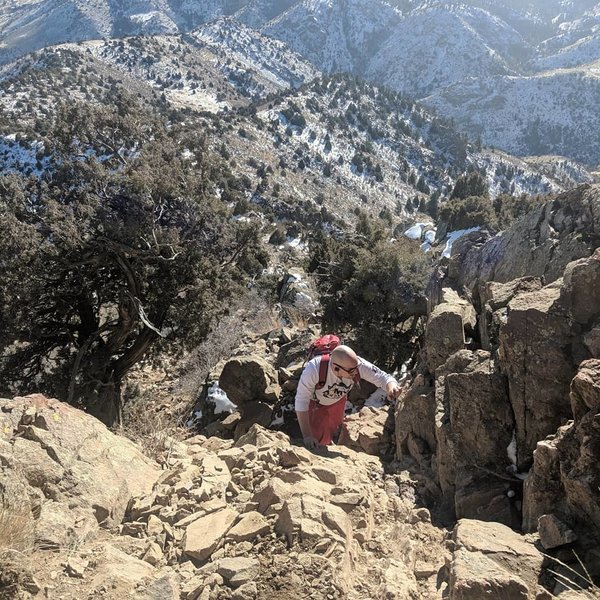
[433,350,517,526]
[523,360,600,545]
[498,281,579,468]
[399,184,600,554]
[449,184,600,295]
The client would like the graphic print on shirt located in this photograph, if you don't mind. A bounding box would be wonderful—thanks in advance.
[320,380,353,401]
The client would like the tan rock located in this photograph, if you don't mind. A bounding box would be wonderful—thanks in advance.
[424,288,477,373]
[6,394,161,527]
[537,514,577,550]
[142,541,164,566]
[235,424,290,450]
[218,355,281,406]
[276,495,349,546]
[381,558,419,599]
[234,402,274,440]
[560,248,600,325]
[64,556,88,578]
[395,382,437,464]
[231,582,258,600]
[569,358,600,421]
[90,544,154,593]
[450,547,529,600]
[338,406,392,456]
[499,284,576,467]
[276,446,311,467]
[451,519,543,599]
[217,557,260,588]
[226,511,270,542]
[310,467,337,485]
[140,574,180,600]
[433,350,515,524]
[183,508,238,561]
[35,501,98,550]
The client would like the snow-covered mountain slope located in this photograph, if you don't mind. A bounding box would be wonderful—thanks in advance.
[194,76,590,226]
[190,18,318,91]
[2,41,590,211]
[367,6,528,97]
[261,0,402,75]
[534,5,600,69]
[423,64,600,165]
[1,0,599,163]
[0,31,317,127]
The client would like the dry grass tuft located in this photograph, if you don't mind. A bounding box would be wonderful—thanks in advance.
[0,481,34,554]
[542,550,600,598]
[117,389,182,463]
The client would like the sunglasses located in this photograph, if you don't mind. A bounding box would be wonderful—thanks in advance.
[332,361,359,375]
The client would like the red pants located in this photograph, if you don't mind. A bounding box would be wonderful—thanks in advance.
[309,397,347,445]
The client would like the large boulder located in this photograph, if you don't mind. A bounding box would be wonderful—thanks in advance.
[219,355,281,407]
[423,288,477,374]
[498,283,578,468]
[0,395,161,530]
[449,520,544,600]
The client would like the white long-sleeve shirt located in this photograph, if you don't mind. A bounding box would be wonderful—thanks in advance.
[294,355,397,412]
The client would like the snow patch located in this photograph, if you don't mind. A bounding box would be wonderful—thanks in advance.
[206,382,237,415]
[442,227,481,259]
[364,388,388,408]
[404,222,432,240]
[507,430,517,466]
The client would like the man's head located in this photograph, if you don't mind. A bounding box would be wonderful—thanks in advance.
[330,345,359,378]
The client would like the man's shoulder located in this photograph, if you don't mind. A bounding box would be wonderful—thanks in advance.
[301,357,321,377]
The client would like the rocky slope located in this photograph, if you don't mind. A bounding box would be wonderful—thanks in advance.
[0,392,560,600]
[2,186,600,599]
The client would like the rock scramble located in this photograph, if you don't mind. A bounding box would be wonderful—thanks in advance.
[2,392,575,599]
[1,394,451,599]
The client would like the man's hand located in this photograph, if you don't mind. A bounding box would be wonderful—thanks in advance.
[386,381,404,400]
[303,436,321,450]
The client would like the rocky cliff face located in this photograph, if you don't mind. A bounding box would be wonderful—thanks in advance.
[397,183,600,589]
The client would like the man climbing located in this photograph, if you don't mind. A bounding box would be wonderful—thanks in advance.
[295,344,402,449]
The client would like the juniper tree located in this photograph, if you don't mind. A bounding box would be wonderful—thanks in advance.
[308,216,431,369]
[0,96,267,425]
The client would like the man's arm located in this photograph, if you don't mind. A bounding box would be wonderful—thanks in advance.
[296,410,319,449]
[295,359,321,449]
[358,358,402,399]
